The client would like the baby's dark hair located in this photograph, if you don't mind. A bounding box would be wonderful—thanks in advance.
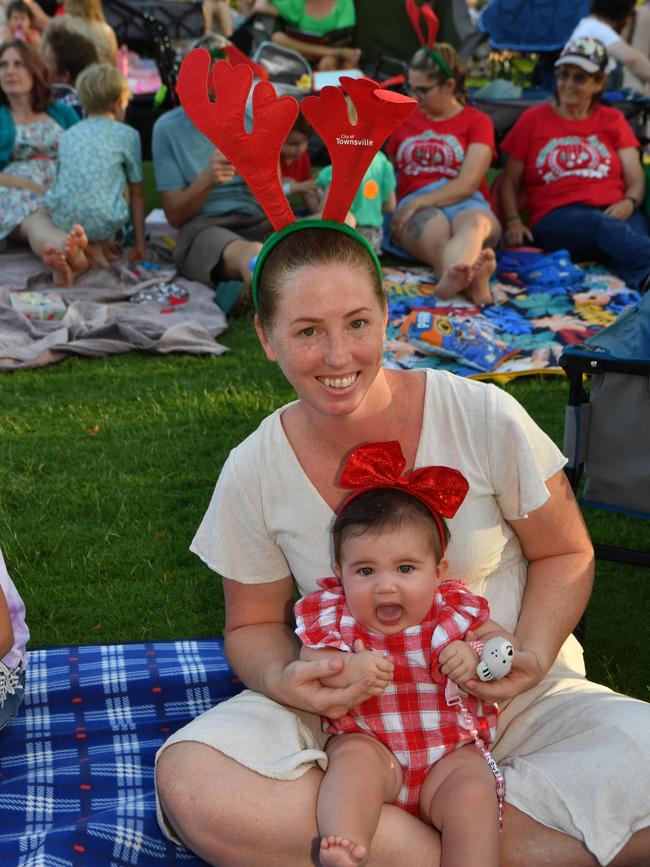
[333,488,450,564]
[7,0,35,23]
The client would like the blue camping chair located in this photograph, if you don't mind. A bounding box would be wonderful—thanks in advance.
[560,292,650,567]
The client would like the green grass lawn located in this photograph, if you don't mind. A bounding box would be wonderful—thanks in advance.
[0,165,647,701]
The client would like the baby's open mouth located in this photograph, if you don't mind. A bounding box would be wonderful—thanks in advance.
[375,604,404,624]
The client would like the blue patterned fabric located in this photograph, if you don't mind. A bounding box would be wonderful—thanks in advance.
[0,640,242,866]
[478,0,590,51]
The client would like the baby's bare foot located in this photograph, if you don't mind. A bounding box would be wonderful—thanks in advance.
[468,248,496,306]
[435,261,472,299]
[64,224,89,274]
[43,243,73,287]
[320,835,368,867]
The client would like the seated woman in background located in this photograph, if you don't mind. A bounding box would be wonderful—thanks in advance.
[386,42,500,305]
[252,0,360,70]
[0,39,84,273]
[500,37,650,293]
[51,0,117,65]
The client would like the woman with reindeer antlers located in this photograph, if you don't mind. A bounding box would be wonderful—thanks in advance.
[153,42,650,867]
[386,1,501,306]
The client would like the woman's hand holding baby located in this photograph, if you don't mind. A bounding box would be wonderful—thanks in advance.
[461,645,544,703]
[294,643,393,719]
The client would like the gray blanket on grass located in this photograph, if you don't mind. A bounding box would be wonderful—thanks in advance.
[0,250,228,370]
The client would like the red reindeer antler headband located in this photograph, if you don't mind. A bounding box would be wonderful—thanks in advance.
[338,441,468,555]
[175,52,416,307]
[405,0,452,79]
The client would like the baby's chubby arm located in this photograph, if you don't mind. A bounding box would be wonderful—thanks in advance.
[439,618,519,685]
[300,639,394,696]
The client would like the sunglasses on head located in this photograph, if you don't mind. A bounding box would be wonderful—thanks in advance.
[554,68,591,85]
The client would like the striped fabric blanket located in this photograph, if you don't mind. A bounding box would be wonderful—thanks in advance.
[0,640,242,866]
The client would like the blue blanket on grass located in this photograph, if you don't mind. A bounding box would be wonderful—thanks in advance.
[0,640,242,866]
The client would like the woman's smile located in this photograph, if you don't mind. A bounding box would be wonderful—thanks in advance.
[316,373,359,390]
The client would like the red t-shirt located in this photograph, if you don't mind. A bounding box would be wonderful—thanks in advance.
[280,151,312,183]
[385,105,496,201]
[500,102,639,227]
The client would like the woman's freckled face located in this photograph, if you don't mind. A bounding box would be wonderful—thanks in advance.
[256,261,388,419]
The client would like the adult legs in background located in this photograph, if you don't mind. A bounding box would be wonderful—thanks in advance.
[397,206,499,304]
[533,204,650,291]
[202,0,234,36]
[447,209,500,305]
[12,210,91,286]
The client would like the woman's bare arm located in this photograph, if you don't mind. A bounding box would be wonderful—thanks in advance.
[0,172,45,194]
[464,470,594,702]
[604,147,645,219]
[608,38,650,83]
[500,154,534,246]
[223,576,392,718]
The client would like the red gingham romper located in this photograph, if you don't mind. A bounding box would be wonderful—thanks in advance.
[295,578,498,815]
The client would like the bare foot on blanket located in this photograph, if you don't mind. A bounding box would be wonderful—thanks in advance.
[320,836,368,867]
[468,248,496,306]
[435,262,472,299]
[64,225,90,275]
[43,244,73,287]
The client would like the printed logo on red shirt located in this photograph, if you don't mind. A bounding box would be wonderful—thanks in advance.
[536,135,611,184]
[396,130,464,179]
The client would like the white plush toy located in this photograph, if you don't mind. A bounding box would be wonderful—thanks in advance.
[476,637,514,682]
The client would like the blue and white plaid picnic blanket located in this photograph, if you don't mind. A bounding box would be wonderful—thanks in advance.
[0,640,242,866]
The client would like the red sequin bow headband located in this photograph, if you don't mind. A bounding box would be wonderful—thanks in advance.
[339,440,469,554]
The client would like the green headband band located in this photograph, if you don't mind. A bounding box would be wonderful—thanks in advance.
[251,219,384,312]
[423,47,452,79]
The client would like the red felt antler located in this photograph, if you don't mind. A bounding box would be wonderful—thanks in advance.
[176,50,298,231]
[406,0,439,49]
[421,3,440,49]
[406,0,425,45]
[301,77,416,223]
